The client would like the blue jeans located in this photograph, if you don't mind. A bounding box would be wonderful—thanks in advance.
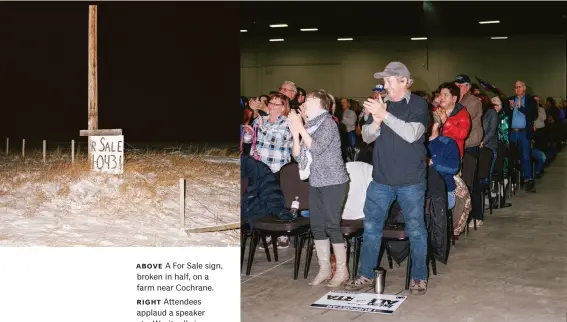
[532,149,546,175]
[447,190,456,210]
[348,131,357,148]
[358,180,428,281]
[548,140,557,159]
[510,131,532,181]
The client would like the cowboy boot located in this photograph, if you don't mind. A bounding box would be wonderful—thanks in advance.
[327,243,350,288]
[308,239,332,285]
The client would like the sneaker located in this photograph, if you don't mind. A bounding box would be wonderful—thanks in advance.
[468,220,484,228]
[258,236,271,249]
[525,180,536,193]
[344,275,374,291]
[277,236,290,249]
[409,279,427,295]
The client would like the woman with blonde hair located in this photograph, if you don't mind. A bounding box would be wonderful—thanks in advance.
[242,93,293,177]
[287,89,350,288]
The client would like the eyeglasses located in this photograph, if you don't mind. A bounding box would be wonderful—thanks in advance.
[279,87,294,93]
[268,101,284,107]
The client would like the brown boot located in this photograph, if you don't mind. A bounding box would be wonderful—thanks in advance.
[326,243,349,288]
[308,239,332,286]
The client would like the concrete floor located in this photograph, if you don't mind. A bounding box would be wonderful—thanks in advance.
[241,153,567,321]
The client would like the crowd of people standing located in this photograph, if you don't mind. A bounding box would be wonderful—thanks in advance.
[240,62,565,295]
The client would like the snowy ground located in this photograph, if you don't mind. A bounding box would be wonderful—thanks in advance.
[0,151,239,247]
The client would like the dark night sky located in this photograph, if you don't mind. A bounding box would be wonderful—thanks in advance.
[0,2,240,145]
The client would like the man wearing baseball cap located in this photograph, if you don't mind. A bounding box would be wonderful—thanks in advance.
[454,74,485,227]
[345,62,430,295]
[372,84,386,100]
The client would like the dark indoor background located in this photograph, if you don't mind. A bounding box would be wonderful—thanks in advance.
[0,2,240,145]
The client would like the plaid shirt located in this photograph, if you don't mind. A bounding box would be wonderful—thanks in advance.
[243,115,293,173]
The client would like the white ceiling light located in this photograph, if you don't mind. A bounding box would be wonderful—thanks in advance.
[300,28,318,31]
[269,38,284,42]
[240,29,247,32]
[411,37,427,40]
[337,38,353,41]
[270,24,288,28]
[491,36,508,40]
[479,20,500,24]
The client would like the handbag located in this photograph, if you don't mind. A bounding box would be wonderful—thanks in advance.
[240,123,261,161]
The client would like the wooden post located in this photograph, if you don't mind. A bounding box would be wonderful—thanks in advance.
[5,137,8,155]
[43,140,46,163]
[180,178,185,229]
[80,6,124,174]
[71,140,75,163]
[22,139,25,159]
[88,5,98,156]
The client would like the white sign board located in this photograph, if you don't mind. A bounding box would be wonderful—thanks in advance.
[310,291,407,315]
[89,135,124,174]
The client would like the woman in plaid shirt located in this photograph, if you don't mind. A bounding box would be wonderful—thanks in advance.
[243,93,294,176]
[243,93,294,248]
[244,93,293,179]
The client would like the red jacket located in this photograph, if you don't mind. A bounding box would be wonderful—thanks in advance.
[435,104,471,157]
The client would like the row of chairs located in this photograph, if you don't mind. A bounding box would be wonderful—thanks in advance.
[461,141,522,235]
[241,141,528,288]
[241,163,435,290]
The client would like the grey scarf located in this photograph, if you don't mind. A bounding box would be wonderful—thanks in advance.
[298,110,328,180]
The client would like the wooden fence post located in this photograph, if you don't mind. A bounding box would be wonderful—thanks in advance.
[180,178,185,229]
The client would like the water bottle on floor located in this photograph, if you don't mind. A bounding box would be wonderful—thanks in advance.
[374,267,386,294]
[290,196,300,220]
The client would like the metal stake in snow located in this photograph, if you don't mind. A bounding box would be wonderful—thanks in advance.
[180,178,185,229]
[43,140,46,163]
[21,139,25,159]
[71,140,75,163]
[5,137,8,155]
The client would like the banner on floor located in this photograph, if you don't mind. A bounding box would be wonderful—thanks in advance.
[310,291,407,314]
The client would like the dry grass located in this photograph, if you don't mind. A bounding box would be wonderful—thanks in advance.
[0,147,239,188]
[0,147,240,245]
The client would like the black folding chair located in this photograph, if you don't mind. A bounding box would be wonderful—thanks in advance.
[245,163,311,279]
[507,143,522,194]
[461,152,477,235]
[241,177,273,270]
[478,147,494,215]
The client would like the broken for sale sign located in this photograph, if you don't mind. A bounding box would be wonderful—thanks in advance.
[310,291,407,315]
